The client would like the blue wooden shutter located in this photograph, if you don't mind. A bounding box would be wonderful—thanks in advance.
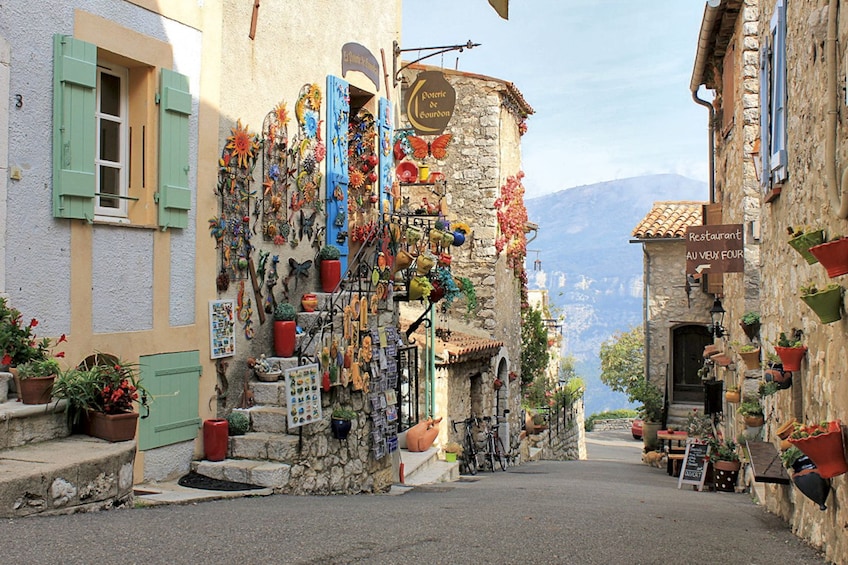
[377,97,394,215]
[325,75,350,272]
[157,68,192,230]
[769,0,787,183]
[52,34,96,220]
[759,42,771,192]
[138,350,202,450]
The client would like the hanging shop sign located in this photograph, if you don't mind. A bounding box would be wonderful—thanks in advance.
[405,71,455,135]
[342,42,380,92]
[685,224,744,275]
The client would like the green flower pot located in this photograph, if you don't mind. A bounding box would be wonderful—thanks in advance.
[788,230,825,264]
[801,285,843,324]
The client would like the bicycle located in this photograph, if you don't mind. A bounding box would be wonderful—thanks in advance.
[480,416,508,472]
[451,416,479,475]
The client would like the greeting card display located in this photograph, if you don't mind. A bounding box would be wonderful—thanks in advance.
[285,364,322,429]
[209,300,236,359]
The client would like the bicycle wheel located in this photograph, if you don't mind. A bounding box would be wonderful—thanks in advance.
[463,435,478,475]
[486,436,496,472]
[495,437,508,471]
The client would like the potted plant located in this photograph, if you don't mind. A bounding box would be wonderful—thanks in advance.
[273,302,297,357]
[738,400,764,428]
[16,358,62,405]
[724,386,741,404]
[330,407,356,439]
[739,311,761,341]
[781,445,830,511]
[443,441,463,462]
[317,244,342,293]
[634,380,664,450]
[709,437,741,492]
[788,420,848,479]
[227,411,250,436]
[774,331,807,371]
[737,343,761,368]
[799,281,842,324]
[787,226,825,264]
[808,234,848,278]
[52,355,149,442]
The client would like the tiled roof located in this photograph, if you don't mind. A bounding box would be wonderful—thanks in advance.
[631,201,706,240]
[401,318,503,366]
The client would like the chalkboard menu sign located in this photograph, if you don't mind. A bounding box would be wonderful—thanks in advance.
[678,439,711,490]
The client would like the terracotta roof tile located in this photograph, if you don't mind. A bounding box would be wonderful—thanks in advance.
[631,201,706,240]
[401,318,503,366]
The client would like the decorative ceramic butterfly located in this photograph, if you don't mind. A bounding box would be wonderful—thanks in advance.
[407,134,452,160]
[288,258,313,289]
[300,209,318,241]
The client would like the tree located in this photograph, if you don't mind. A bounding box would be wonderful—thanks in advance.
[599,326,663,421]
[520,306,549,387]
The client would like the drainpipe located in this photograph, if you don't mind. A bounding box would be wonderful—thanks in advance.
[692,89,716,203]
[826,0,848,218]
[642,244,651,393]
[428,303,436,417]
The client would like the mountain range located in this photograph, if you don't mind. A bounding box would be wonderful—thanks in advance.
[525,174,708,416]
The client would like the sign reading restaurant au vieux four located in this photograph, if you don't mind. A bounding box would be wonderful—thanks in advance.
[685,224,745,275]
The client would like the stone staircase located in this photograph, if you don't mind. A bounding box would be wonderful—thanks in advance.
[399,446,460,486]
[0,372,136,517]
[667,402,700,430]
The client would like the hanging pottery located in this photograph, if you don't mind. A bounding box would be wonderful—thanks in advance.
[791,455,830,510]
[429,229,446,245]
[800,284,843,324]
[788,229,824,264]
[416,253,436,275]
[808,238,848,278]
[775,346,807,372]
[452,230,466,246]
[789,421,848,479]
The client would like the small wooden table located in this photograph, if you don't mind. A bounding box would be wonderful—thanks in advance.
[657,431,689,476]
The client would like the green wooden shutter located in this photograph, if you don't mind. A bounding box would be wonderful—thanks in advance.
[52,34,96,220]
[157,68,192,230]
[138,350,202,450]
[377,97,394,215]
[325,75,350,272]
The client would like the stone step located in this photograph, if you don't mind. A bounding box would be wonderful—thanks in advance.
[229,431,301,463]
[0,434,136,517]
[0,397,70,450]
[192,458,291,490]
[244,405,290,434]
[249,380,288,407]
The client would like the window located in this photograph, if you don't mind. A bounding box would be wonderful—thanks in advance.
[52,34,191,229]
[760,0,787,191]
[95,62,129,220]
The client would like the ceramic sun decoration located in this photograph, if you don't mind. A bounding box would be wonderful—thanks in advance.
[261,101,294,245]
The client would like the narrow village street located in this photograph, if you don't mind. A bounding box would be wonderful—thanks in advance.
[1,430,827,565]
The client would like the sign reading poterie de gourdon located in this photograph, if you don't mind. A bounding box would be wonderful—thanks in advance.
[685,224,744,275]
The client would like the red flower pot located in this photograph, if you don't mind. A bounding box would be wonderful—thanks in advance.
[775,346,807,372]
[320,260,342,293]
[273,320,296,357]
[809,238,848,278]
[203,418,229,461]
[82,410,139,442]
[789,422,848,479]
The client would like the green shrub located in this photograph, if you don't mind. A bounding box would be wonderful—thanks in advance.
[584,409,638,431]
[273,302,296,321]
[227,411,250,435]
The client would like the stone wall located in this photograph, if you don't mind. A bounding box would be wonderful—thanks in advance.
[530,399,586,461]
[591,418,634,432]
[745,2,848,563]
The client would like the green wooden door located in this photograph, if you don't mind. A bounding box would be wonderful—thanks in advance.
[138,351,202,450]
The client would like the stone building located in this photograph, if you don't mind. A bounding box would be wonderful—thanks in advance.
[690,1,848,562]
[397,63,533,453]
[630,201,712,427]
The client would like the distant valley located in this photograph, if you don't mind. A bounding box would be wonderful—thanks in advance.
[525,174,708,416]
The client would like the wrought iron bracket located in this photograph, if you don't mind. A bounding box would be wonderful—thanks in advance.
[393,40,481,87]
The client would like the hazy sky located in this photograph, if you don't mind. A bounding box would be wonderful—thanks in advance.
[402,1,711,199]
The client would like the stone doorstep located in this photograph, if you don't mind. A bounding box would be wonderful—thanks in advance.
[399,447,439,478]
[400,448,460,486]
[0,435,136,518]
[192,458,291,489]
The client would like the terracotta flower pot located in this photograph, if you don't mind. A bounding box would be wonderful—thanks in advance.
[775,346,807,372]
[744,415,765,428]
[808,238,848,278]
[415,253,435,275]
[776,418,797,440]
[789,421,848,479]
[82,410,139,442]
[725,389,741,403]
[18,375,56,405]
[301,293,318,312]
[738,349,760,368]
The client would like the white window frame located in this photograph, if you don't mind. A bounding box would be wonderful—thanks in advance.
[95,62,129,221]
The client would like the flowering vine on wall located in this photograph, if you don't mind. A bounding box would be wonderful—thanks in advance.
[494,171,528,277]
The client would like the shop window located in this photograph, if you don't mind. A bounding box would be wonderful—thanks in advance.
[52,34,191,229]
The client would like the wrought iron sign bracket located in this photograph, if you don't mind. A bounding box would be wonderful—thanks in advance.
[393,40,481,87]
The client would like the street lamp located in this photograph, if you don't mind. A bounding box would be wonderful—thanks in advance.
[709,298,727,338]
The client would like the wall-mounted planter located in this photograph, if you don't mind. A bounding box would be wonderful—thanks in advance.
[788,229,825,264]
[738,348,761,368]
[808,238,848,278]
[764,367,792,390]
[789,421,848,479]
[774,346,807,372]
[800,285,843,324]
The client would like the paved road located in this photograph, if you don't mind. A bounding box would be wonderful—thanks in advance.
[1,431,827,564]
